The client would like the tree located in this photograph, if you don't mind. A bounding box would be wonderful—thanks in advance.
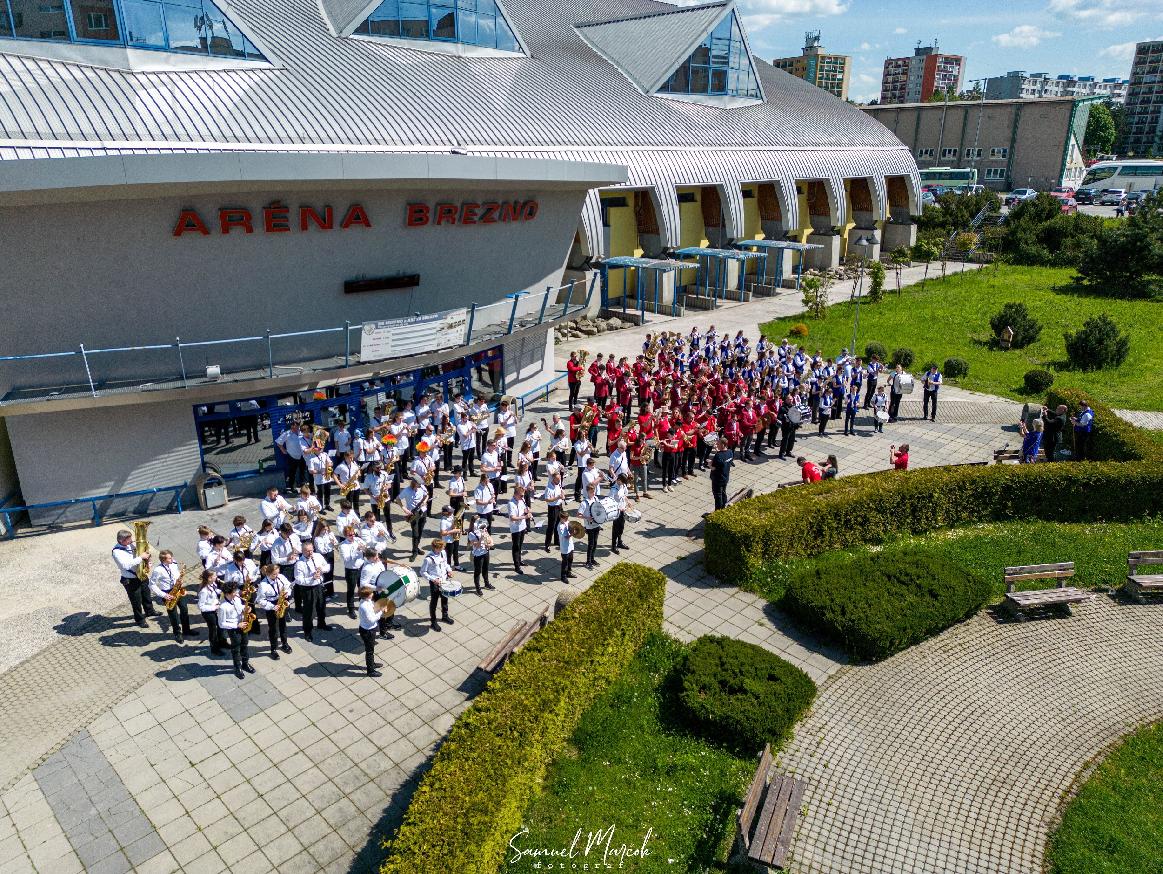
[889,249,911,294]
[867,260,886,303]
[801,275,830,319]
[912,240,941,290]
[1075,191,1163,293]
[1084,102,1117,157]
[1064,314,1130,370]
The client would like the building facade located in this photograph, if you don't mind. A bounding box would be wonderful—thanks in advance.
[0,0,920,517]
[984,71,1128,102]
[1124,41,1163,157]
[863,97,1094,191]
[772,31,850,100]
[880,43,964,104]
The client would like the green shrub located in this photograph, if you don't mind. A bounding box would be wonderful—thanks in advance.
[990,301,1042,349]
[891,347,914,368]
[864,341,887,362]
[1064,313,1131,371]
[704,462,1163,581]
[380,563,666,874]
[943,357,969,379]
[1024,369,1055,393]
[867,260,886,303]
[783,552,991,661]
[1045,388,1163,463]
[789,322,809,337]
[676,636,816,753]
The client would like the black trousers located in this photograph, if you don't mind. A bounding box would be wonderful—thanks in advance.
[164,600,193,639]
[662,452,677,486]
[683,447,696,475]
[264,609,288,651]
[697,442,711,469]
[359,627,377,674]
[766,422,780,451]
[301,585,325,638]
[473,553,490,591]
[611,515,626,548]
[585,527,599,566]
[818,413,830,435]
[923,390,938,420]
[429,586,450,623]
[511,530,526,570]
[779,424,797,457]
[227,628,250,672]
[202,610,224,654]
[443,444,454,471]
[560,551,574,581]
[844,410,857,435]
[317,482,332,507]
[888,393,903,420]
[741,433,754,457]
[864,379,878,408]
[121,577,154,624]
[408,512,426,559]
[1074,430,1094,460]
[568,380,581,408]
[345,567,360,614]
[711,477,729,511]
[285,456,308,489]
[545,504,561,547]
[447,539,461,567]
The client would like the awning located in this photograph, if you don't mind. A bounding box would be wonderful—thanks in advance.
[674,246,766,261]
[733,240,825,251]
[600,256,699,271]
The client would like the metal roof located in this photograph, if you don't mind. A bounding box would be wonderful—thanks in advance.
[735,239,824,251]
[600,256,697,270]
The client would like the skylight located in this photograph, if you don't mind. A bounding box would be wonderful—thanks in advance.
[353,0,521,53]
[657,11,760,100]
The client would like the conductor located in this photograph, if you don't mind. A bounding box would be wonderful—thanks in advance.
[709,434,735,511]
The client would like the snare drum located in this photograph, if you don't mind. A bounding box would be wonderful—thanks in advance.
[375,565,420,609]
[623,508,643,523]
[440,578,464,598]
[875,410,890,423]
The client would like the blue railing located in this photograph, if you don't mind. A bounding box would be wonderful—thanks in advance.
[1,484,186,539]
[516,371,569,418]
[0,278,595,405]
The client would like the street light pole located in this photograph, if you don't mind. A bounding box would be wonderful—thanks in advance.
[850,235,872,354]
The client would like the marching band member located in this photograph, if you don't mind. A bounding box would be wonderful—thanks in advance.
[467,515,493,594]
[659,427,680,493]
[357,586,385,677]
[578,482,602,571]
[362,462,394,534]
[581,456,604,498]
[609,475,630,555]
[203,535,234,573]
[354,428,376,471]
[516,438,536,480]
[399,475,429,562]
[566,350,583,409]
[335,499,360,541]
[472,472,497,534]
[195,525,215,565]
[112,527,155,628]
[295,485,322,523]
[331,418,353,457]
[439,505,462,570]
[446,465,466,518]
[294,540,330,641]
[572,433,592,502]
[358,510,391,553]
[359,547,384,596]
[439,419,457,473]
[270,522,302,607]
[471,396,490,456]
[217,580,253,679]
[456,412,477,476]
[629,431,650,500]
[421,539,455,632]
[291,509,314,549]
[550,427,571,470]
[148,550,196,643]
[480,437,504,498]
[227,516,254,552]
[608,439,630,485]
[254,564,293,659]
[542,471,564,551]
[333,451,362,514]
[338,526,366,619]
[313,519,339,597]
[507,485,531,575]
[197,568,224,656]
[498,399,518,469]
[557,515,575,582]
[514,459,535,511]
[307,447,333,512]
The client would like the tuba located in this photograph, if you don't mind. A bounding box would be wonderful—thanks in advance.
[133,520,152,582]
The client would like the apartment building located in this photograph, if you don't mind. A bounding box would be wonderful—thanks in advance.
[985,71,1128,102]
[773,31,851,100]
[880,42,964,104]
[1124,41,1163,156]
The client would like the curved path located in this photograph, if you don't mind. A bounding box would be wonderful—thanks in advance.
[779,597,1163,874]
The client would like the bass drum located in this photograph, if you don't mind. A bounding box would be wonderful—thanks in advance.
[589,496,621,525]
[375,565,420,610]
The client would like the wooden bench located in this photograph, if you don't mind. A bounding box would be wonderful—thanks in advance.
[1125,551,1163,604]
[477,605,549,675]
[735,743,805,870]
[776,480,804,490]
[1004,562,1091,620]
[993,447,1022,464]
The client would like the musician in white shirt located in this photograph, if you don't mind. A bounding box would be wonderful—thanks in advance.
[541,471,565,551]
[227,516,255,553]
[507,487,531,575]
[219,551,260,591]
[399,477,429,561]
[362,462,394,533]
[438,505,462,570]
[149,550,196,642]
[111,528,155,628]
[572,437,592,502]
[295,485,322,523]
[260,486,291,529]
[480,441,504,497]
[471,398,490,456]
[335,500,360,538]
[195,526,215,564]
[472,474,496,533]
[270,523,302,599]
[578,482,602,570]
[357,586,386,677]
[608,441,631,483]
[421,540,454,632]
[203,536,234,573]
[581,457,604,499]
[255,564,293,659]
[498,400,518,468]
[525,423,543,479]
[217,580,253,679]
[307,450,333,512]
[609,475,630,555]
[312,519,339,598]
[196,569,225,655]
[358,510,391,553]
[254,520,277,568]
[542,450,565,489]
[467,515,493,594]
[338,526,367,619]
[446,466,466,519]
[456,417,477,476]
[294,541,330,641]
[331,420,353,456]
[557,518,575,582]
[333,452,362,514]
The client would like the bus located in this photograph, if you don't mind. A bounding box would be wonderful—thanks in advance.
[1079,160,1163,193]
[919,167,979,191]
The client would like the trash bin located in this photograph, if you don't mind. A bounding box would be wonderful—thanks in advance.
[192,470,228,510]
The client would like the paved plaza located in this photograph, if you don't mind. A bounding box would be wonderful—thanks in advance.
[0,282,1158,874]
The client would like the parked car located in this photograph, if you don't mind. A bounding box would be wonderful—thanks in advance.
[921,190,938,207]
[1074,187,1099,204]
[1123,191,1148,206]
[1099,188,1127,205]
[1050,186,1075,196]
[1004,188,1037,207]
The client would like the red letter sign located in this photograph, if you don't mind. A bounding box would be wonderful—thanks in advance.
[219,208,254,234]
[406,203,430,227]
[173,209,210,237]
[340,204,372,229]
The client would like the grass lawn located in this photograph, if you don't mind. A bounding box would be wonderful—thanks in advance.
[1047,721,1163,874]
[760,265,1163,411]
[749,520,1163,603]
[504,633,753,873]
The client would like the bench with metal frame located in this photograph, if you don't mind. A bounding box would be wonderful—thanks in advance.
[735,743,805,870]
[477,604,549,675]
[1004,562,1091,620]
[1124,551,1163,604]
[993,447,1022,464]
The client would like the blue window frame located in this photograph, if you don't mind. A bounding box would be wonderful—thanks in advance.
[657,12,761,100]
[353,0,520,52]
[0,0,265,60]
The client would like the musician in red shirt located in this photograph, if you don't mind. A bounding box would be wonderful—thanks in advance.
[566,352,584,409]
[680,415,699,477]
[659,426,680,492]
[628,429,650,499]
[739,400,759,461]
[697,411,718,470]
[567,407,582,466]
[615,370,632,419]
[722,411,742,451]
[583,399,601,448]
[604,409,623,455]
[587,353,603,391]
[592,370,611,408]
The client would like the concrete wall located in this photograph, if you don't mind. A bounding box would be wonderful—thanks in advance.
[503,327,555,398]
[0,420,18,506]
[0,183,584,394]
[7,400,202,514]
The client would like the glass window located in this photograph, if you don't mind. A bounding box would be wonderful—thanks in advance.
[70,0,120,41]
[9,0,69,40]
[121,0,165,46]
[400,1,427,38]
[656,11,760,100]
[162,0,205,53]
[429,4,454,39]
[354,0,520,51]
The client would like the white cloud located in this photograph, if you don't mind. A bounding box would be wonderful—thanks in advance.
[992,24,1061,48]
[858,40,872,50]
[737,0,849,31]
[1047,0,1147,29]
[893,26,907,34]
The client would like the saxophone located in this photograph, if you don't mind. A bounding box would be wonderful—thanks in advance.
[133,520,152,582]
[238,604,256,634]
[275,583,289,619]
[164,568,187,611]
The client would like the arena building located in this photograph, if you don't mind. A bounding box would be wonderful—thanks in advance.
[0,0,920,521]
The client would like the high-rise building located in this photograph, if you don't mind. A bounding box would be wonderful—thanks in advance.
[773,31,851,100]
[985,71,1128,102]
[1124,41,1163,156]
[880,42,964,104]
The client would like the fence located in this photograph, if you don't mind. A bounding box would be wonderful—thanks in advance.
[0,278,595,406]
[1,484,186,538]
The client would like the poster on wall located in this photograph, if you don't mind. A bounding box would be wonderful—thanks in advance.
[360,309,469,363]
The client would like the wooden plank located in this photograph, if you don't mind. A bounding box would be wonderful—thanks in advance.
[1004,562,1075,575]
[1128,551,1163,561]
[1129,575,1163,589]
[738,745,772,842]
[478,622,524,673]
[726,486,754,508]
[1005,570,1074,584]
[772,778,806,869]
[751,776,794,864]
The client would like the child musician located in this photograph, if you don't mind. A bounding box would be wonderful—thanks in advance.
[255,564,293,660]
[357,586,385,677]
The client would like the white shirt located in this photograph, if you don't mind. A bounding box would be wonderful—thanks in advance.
[197,583,221,613]
[195,537,214,563]
[473,402,490,432]
[339,538,367,570]
[220,559,259,587]
[610,482,629,511]
[580,497,602,530]
[227,525,254,549]
[335,462,360,491]
[270,534,301,565]
[420,550,451,584]
[204,547,233,572]
[363,472,391,500]
[112,543,144,579]
[608,449,630,479]
[527,428,542,455]
[358,599,384,631]
[313,531,338,556]
[473,483,496,514]
[543,459,565,483]
[296,495,322,521]
[581,468,603,496]
[468,526,490,557]
[255,574,291,612]
[440,515,458,543]
[360,560,385,589]
[501,408,518,438]
[480,449,501,480]
[447,476,466,498]
[217,596,245,630]
[255,528,278,553]
[294,554,330,587]
[557,522,574,555]
[308,452,332,485]
[277,430,309,460]
[336,509,360,534]
[332,427,352,455]
[573,440,591,470]
[457,421,476,450]
[542,482,564,506]
[148,561,181,601]
[261,495,290,528]
[359,521,389,549]
[508,498,528,533]
[400,485,428,517]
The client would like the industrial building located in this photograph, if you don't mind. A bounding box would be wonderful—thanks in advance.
[772,31,850,100]
[0,0,920,520]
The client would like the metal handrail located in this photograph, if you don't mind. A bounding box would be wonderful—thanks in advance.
[0,483,186,539]
[516,372,568,418]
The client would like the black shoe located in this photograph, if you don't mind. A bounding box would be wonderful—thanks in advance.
[243,664,256,674]
[567,572,576,579]
[347,611,356,619]
[136,620,149,628]
[618,541,628,549]
[184,629,200,637]
[475,588,483,595]
[430,621,442,632]
[485,582,495,590]
[367,669,382,678]
[235,669,245,679]
[174,636,184,645]
[611,548,621,555]
[318,623,330,631]
[270,651,280,660]
[304,634,314,642]
[441,615,454,625]
[585,563,595,570]
[378,631,390,639]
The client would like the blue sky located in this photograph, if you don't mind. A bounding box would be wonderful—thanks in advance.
[730,0,1163,102]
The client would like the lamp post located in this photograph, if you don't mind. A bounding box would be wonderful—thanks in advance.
[850,234,875,354]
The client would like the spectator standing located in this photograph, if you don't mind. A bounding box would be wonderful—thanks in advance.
[922,365,942,422]
[1071,401,1095,460]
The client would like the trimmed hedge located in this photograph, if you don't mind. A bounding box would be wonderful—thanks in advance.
[782,552,991,661]
[1045,388,1163,463]
[379,563,666,874]
[704,462,1163,582]
[676,635,816,753]
[1024,368,1054,394]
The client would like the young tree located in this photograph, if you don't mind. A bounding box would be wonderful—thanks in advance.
[1084,101,1117,157]
[801,275,830,319]
[912,240,941,290]
[867,260,886,303]
[889,249,911,294]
